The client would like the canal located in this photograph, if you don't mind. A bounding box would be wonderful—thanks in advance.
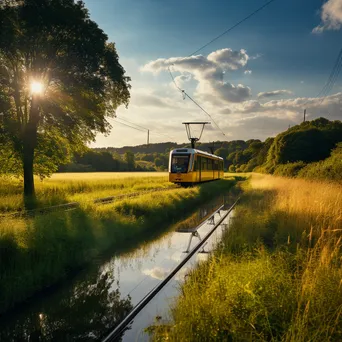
[0,193,237,341]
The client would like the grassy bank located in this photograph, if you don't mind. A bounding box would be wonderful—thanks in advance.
[0,178,236,314]
[0,172,170,213]
[149,174,342,341]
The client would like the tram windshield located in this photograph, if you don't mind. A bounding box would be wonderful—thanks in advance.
[171,154,190,173]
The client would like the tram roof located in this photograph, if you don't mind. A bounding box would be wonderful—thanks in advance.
[170,148,223,160]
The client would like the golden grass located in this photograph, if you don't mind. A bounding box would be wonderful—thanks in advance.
[0,172,171,212]
[149,174,342,341]
[250,173,342,222]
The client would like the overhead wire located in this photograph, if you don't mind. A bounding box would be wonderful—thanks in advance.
[189,0,278,56]
[319,47,342,101]
[302,46,342,109]
[116,116,175,140]
[115,116,149,131]
[169,0,279,139]
[113,119,146,133]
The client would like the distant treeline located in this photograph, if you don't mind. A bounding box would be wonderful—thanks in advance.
[59,117,342,181]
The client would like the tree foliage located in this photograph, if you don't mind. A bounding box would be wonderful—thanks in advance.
[0,0,130,196]
[265,118,342,171]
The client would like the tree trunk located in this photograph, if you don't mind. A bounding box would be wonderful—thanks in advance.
[23,140,35,197]
[23,101,39,207]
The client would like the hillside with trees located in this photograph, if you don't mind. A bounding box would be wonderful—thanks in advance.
[59,117,341,181]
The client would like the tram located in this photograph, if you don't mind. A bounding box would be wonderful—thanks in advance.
[169,148,224,186]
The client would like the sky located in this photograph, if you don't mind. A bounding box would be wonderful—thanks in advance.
[83,0,342,147]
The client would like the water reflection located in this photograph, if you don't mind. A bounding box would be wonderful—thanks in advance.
[0,192,239,341]
[0,272,132,341]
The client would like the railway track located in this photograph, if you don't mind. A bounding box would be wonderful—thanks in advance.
[0,186,180,219]
[102,198,239,342]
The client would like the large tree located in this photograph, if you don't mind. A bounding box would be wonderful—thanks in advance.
[0,0,130,201]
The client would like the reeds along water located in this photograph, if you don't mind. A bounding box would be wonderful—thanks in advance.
[149,174,342,341]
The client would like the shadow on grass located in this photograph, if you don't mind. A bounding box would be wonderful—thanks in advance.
[0,179,237,317]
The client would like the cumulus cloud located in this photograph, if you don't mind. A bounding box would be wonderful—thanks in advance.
[172,74,193,88]
[130,89,179,110]
[207,48,249,70]
[257,89,293,99]
[313,0,342,33]
[239,92,342,120]
[244,70,252,75]
[142,48,252,104]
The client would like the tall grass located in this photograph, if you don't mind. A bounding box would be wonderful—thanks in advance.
[0,179,235,314]
[0,172,170,212]
[149,174,342,341]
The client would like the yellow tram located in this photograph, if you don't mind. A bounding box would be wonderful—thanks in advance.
[169,148,224,186]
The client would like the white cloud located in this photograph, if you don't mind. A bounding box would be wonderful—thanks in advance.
[142,48,252,104]
[257,89,293,99]
[244,70,252,75]
[239,92,342,118]
[249,53,262,60]
[92,91,342,147]
[313,0,342,33]
[207,48,249,70]
[143,267,170,280]
[171,73,193,89]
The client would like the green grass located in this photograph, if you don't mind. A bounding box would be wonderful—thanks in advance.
[0,172,170,213]
[149,174,342,341]
[0,178,236,314]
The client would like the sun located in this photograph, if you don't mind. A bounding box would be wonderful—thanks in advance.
[30,81,44,95]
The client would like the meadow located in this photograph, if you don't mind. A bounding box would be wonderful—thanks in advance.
[0,172,171,213]
[0,173,237,314]
[149,174,342,341]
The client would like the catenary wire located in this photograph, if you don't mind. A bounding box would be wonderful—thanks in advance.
[167,0,279,137]
[113,119,147,133]
[116,116,175,140]
[168,66,226,137]
[189,0,278,56]
[302,46,342,109]
[115,117,150,131]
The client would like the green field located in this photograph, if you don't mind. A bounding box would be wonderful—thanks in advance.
[0,172,237,314]
[0,172,170,213]
[149,174,342,341]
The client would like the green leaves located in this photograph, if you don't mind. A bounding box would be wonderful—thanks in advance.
[0,0,131,191]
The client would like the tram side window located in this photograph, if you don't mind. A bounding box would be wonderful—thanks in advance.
[208,159,213,171]
[214,160,218,170]
[201,157,207,171]
[171,154,190,173]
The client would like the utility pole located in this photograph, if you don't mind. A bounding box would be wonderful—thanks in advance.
[303,109,306,122]
[147,129,150,145]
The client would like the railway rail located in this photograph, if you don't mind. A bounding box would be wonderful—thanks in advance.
[0,186,180,219]
[102,198,239,342]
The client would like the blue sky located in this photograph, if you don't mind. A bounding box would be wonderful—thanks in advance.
[83,0,342,147]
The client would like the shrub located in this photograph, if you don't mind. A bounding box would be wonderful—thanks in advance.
[273,161,306,177]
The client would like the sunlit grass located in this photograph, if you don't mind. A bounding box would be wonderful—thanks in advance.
[149,174,342,341]
[0,179,236,314]
[0,172,170,212]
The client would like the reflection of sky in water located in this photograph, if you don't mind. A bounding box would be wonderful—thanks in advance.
[121,208,234,342]
[0,195,236,341]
